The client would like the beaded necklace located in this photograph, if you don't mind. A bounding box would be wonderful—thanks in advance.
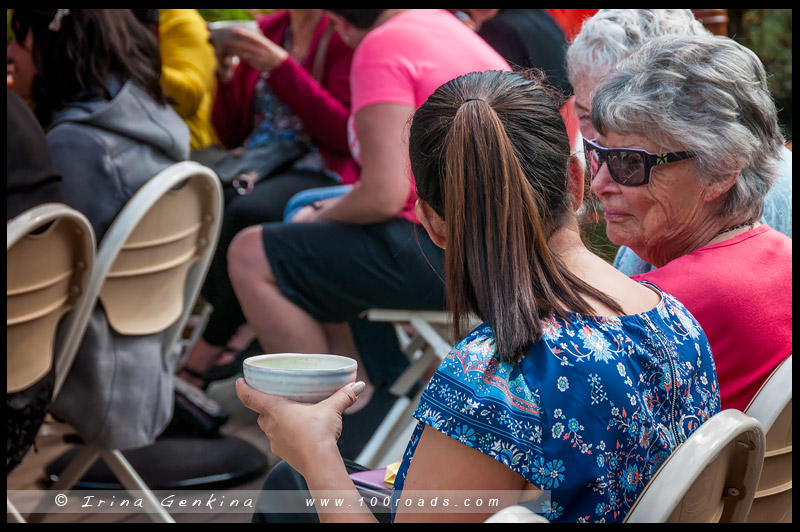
[710,219,754,241]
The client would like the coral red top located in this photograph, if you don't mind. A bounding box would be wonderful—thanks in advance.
[634,225,792,411]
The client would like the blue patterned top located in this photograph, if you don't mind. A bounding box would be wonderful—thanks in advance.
[391,283,720,523]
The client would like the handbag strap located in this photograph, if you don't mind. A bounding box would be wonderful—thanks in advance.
[310,22,334,84]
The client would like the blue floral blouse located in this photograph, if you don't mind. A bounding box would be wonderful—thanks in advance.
[391,283,720,523]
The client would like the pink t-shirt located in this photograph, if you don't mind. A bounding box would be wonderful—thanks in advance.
[346,9,510,222]
[633,225,792,412]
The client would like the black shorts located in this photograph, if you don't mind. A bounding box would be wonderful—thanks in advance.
[260,218,446,323]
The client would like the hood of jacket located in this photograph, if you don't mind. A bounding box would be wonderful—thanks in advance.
[49,75,189,162]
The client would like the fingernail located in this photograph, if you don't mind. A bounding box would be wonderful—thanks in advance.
[351,381,366,396]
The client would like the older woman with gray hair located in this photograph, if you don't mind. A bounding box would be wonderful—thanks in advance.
[566,9,706,142]
[588,33,792,412]
[566,9,792,276]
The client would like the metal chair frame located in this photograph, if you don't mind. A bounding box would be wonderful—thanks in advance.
[7,203,96,523]
[355,310,480,469]
[29,161,223,523]
[744,354,792,523]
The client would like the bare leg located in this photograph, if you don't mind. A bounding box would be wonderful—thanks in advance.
[228,226,330,354]
[216,324,257,364]
[229,228,378,413]
[322,323,375,414]
[182,339,223,372]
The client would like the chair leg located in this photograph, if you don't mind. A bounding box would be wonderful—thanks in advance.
[8,497,26,523]
[377,387,426,466]
[356,312,458,468]
[49,444,101,491]
[175,302,213,369]
[394,323,413,350]
[402,331,428,359]
[409,317,454,359]
[25,444,101,522]
[389,346,438,396]
[99,449,175,523]
[355,396,412,469]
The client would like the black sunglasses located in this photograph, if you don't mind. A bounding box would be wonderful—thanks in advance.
[583,138,694,186]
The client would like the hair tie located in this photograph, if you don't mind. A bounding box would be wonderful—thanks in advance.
[48,9,70,32]
[464,98,484,103]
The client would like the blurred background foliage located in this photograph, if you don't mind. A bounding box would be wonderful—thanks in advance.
[196,9,273,22]
[728,9,792,140]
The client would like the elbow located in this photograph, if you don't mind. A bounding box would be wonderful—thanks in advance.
[373,189,410,220]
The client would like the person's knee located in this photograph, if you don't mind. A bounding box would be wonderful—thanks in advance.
[228,226,272,285]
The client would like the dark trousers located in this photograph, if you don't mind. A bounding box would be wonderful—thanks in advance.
[199,169,338,347]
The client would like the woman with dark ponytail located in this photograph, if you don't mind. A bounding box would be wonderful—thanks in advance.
[236,70,721,523]
[412,71,625,364]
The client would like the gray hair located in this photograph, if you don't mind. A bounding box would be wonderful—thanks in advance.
[591,34,785,220]
[566,9,708,86]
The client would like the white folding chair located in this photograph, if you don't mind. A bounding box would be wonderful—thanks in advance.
[744,354,792,523]
[355,310,480,468]
[625,409,765,523]
[31,161,223,523]
[7,203,96,523]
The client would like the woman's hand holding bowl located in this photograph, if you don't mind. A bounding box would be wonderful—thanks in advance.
[235,378,365,476]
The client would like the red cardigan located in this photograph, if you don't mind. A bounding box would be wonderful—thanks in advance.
[212,10,359,185]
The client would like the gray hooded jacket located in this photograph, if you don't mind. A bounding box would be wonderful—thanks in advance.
[48,78,191,450]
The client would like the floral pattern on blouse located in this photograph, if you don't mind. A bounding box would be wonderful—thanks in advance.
[244,29,330,177]
[391,283,720,523]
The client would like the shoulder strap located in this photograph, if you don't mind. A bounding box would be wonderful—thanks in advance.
[310,23,334,84]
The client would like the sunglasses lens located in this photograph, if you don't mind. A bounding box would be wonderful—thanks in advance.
[608,150,645,185]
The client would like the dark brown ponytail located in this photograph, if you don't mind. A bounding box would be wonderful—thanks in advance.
[410,70,623,364]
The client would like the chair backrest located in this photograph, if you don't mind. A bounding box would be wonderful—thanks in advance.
[625,410,765,523]
[53,161,223,398]
[744,354,792,523]
[7,203,95,394]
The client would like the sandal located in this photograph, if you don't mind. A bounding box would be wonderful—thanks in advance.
[178,340,259,390]
[201,342,255,382]
[178,365,213,391]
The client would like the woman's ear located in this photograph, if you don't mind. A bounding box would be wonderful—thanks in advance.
[416,200,447,249]
[703,170,739,204]
[567,154,585,212]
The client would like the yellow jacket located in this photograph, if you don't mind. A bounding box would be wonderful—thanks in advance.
[158,9,219,151]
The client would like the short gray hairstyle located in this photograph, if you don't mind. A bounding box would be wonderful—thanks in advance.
[566,9,708,86]
[591,34,785,220]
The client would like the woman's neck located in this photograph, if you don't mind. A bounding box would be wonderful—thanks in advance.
[547,221,607,281]
[288,9,322,59]
[643,214,759,268]
[289,9,321,30]
[549,219,661,317]
[547,219,590,266]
